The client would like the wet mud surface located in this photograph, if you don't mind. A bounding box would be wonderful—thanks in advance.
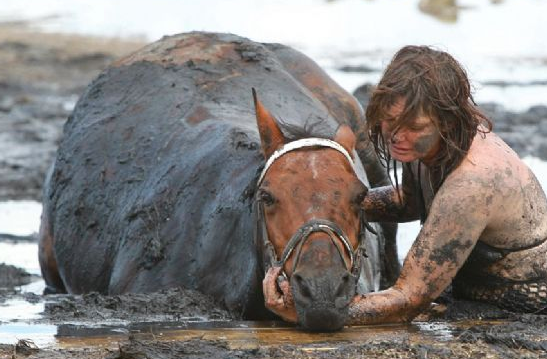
[1,23,547,358]
[43,288,234,323]
[0,263,36,293]
[2,307,547,358]
[0,21,143,201]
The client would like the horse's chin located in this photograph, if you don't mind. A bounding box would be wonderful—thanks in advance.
[295,303,349,332]
[290,267,356,331]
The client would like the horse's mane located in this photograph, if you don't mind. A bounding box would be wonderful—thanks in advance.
[278,117,335,142]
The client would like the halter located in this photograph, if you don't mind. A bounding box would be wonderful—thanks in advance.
[254,138,377,282]
[257,138,355,186]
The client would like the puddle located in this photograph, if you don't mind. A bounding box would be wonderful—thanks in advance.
[0,319,476,350]
[0,299,44,322]
[136,321,462,350]
[0,323,56,348]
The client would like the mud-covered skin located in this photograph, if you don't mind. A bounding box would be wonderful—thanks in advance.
[354,128,547,324]
[381,101,442,165]
[38,32,393,322]
[361,165,420,223]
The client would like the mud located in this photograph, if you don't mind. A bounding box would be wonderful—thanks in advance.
[109,329,547,359]
[0,263,34,290]
[43,288,234,323]
[1,22,547,359]
[0,21,143,201]
[1,285,547,357]
[2,314,547,358]
[106,338,506,359]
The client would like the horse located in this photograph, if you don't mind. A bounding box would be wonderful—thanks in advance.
[38,32,398,331]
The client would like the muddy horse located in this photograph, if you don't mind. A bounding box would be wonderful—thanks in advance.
[39,32,398,330]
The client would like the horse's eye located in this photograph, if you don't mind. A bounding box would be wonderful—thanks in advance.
[258,190,275,206]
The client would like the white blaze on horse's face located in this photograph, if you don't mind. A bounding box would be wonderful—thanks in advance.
[309,153,319,179]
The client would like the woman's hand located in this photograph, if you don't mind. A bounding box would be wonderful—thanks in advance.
[348,287,417,325]
[262,266,298,323]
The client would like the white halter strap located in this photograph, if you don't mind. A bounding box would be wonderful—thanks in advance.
[257,138,355,186]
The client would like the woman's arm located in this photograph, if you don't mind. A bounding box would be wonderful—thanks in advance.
[362,166,420,223]
[350,171,492,324]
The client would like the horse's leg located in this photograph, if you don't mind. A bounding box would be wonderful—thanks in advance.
[38,208,66,294]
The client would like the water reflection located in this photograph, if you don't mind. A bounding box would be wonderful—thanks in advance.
[0,319,482,350]
[0,323,57,347]
[0,299,44,322]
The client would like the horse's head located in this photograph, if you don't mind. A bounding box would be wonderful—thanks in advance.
[253,90,373,331]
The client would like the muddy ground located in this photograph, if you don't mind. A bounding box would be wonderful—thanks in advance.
[0,21,143,201]
[1,22,547,359]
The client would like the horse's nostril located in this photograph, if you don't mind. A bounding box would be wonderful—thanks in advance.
[293,273,312,299]
[335,273,352,299]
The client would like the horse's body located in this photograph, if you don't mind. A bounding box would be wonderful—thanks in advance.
[39,32,397,325]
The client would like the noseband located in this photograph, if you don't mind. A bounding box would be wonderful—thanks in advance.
[254,138,377,281]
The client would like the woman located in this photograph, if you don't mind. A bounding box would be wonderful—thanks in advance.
[264,45,547,324]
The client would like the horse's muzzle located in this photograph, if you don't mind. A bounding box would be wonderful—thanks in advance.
[291,263,356,331]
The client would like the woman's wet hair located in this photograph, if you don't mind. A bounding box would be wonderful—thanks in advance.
[366,45,492,192]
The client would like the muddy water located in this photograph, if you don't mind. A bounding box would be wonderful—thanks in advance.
[127,320,465,348]
[0,317,488,351]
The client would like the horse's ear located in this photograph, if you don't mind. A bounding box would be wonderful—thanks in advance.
[334,124,356,159]
[252,88,285,158]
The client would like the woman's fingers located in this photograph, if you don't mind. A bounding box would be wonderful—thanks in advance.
[262,266,298,323]
[263,266,284,307]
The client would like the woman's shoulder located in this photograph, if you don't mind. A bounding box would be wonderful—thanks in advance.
[448,130,530,191]
[463,130,521,169]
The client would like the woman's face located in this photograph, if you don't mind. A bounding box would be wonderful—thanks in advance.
[381,98,441,165]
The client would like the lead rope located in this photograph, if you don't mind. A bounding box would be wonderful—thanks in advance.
[352,208,371,278]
